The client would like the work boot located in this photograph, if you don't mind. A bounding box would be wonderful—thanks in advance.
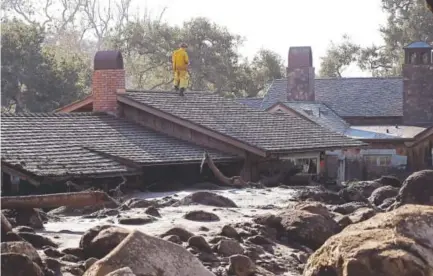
[179,88,185,96]
[174,86,179,91]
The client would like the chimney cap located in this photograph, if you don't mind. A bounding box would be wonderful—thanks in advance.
[94,50,124,70]
[288,46,313,68]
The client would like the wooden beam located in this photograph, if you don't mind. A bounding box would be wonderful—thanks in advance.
[1,164,41,186]
[1,191,116,209]
[118,95,267,157]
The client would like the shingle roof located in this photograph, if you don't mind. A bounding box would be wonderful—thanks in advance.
[122,91,365,153]
[262,78,404,117]
[1,113,235,178]
[236,98,264,109]
[404,41,432,49]
[282,102,350,134]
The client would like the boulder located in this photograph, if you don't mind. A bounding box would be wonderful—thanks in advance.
[1,241,42,265]
[338,180,383,203]
[82,226,131,259]
[377,175,401,188]
[61,247,86,260]
[1,253,44,276]
[2,231,24,242]
[80,225,114,249]
[43,246,64,258]
[348,207,377,224]
[163,235,182,244]
[379,197,396,210]
[105,267,136,276]
[123,198,153,209]
[229,254,256,276]
[294,189,345,205]
[188,235,213,253]
[173,191,238,207]
[83,230,214,276]
[61,254,81,263]
[331,202,370,215]
[118,216,155,225]
[144,206,161,217]
[394,170,433,207]
[160,227,194,242]
[221,225,240,240]
[217,238,245,256]
[2,208,44,229]
[368,185,399,206]
[183,210,220,222]
[17,232,57,248]
[303,204,433,276]
[291,202,332,218]
[255,209,340,250]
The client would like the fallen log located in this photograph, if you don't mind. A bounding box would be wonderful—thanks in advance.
[200,151,302,188]
[1,213,13,234]
[1,191,116,209]
[201,152,249,188]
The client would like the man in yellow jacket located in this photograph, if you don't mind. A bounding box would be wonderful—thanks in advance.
[172,43,190,96]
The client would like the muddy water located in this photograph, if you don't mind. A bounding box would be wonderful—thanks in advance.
[40,187,300,249]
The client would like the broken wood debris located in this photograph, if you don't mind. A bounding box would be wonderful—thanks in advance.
[1,191,116,209]
[200,151,301,188]
[1,213,13,234]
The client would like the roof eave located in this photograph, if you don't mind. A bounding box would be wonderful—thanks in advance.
[266,143,368,155]
[55,95,93,113]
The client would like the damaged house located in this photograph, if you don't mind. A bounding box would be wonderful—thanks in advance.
[238,41,433,181]
[1,51,366,194]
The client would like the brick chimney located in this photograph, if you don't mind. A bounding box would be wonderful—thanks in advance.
[286,46,315,101]
[92,50,125,114]
[402,41,433,126]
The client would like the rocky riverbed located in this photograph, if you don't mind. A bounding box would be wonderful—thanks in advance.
[2,170,433,276]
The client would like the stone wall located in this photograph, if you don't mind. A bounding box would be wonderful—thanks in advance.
[403,64,433,125]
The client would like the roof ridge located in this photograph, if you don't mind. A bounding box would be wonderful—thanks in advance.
[126,89,215,95]
[315,76,403,80]
[1,112,109,117]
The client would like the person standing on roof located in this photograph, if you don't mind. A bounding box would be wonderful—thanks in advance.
[172,42,190,96]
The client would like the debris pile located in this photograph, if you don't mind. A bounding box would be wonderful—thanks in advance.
[1,170,432,276]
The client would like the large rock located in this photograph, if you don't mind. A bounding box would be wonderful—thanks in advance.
[394,170,433,207]
[173,191,238,207]
[83,230,215,276]
[1,241,42,265]
[2,208,44,229]
[255,209,340,250]
[229,254,256,276]
[160,227,194,242]
[303,204,433,276]
[17,232,57,248]
[183,210,220,222]
[294,189,345,205]
[217,238,245,256]
[331,202,370,215]
[1,253,44,276]
[338,180,383,202]
[368,185,399,206]
[376,175,401,188]
[81,226,131,259]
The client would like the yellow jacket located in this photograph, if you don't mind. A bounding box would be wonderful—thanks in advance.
[172,48,189,71]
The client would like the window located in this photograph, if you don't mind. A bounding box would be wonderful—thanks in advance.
[364,155,392,167]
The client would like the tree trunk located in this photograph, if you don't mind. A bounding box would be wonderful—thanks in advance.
[1,213,13,234]
[200,152,248,187]
[1,191,115,209]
